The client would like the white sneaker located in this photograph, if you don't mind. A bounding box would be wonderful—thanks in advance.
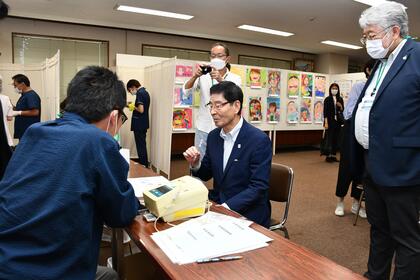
[335,202,345,216]
[351,202,367,218]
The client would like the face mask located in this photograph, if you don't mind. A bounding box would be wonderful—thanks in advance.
[210,58,226,70]
[366,31,394,59]
[331,89,338,96]
[15,87,22,94]
[130,90,137,96]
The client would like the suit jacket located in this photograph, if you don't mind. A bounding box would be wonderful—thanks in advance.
[193,120,272,227]
[323,95,344,126]
[350,39,420,187]
[131,87,150,131]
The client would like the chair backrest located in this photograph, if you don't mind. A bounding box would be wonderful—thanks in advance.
[269,163,294,203]
[268,163,294,227]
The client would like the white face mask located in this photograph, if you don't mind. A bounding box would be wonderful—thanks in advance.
[210,58,226,70]
[331,89,338,96]
[366,31,394,59]
[15,87,22,94]
[105,111,120,138]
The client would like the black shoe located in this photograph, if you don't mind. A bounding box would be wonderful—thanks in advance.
[325,157,333,162]
[331,157,340,162]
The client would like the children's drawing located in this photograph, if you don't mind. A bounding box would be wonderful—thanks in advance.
[301,74,313,97]
[314,100,324,124]
[287,73,300,98]
[248,97,262,122]
[246,68,267,88]
[315,75,326,98]
[173,87,192,106]
[300,98,312,123]
[267,71,281,96]
[175,65,193,78]
[286,100,299,123]
[172,108,192,129]
[266,97,280,123]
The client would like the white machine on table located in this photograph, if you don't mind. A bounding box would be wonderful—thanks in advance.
[143,175,208,222]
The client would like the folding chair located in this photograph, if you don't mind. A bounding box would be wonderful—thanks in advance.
[268,163,294,239]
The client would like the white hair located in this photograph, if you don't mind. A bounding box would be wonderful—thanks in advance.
[359,1,409,37]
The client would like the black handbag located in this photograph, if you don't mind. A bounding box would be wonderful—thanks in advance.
[336,111,345,125]
[320,129,331,156]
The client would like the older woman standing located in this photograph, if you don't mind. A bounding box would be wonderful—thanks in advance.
[351,2,420,279]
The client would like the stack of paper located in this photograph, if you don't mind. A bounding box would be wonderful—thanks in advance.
[151,211,272,264]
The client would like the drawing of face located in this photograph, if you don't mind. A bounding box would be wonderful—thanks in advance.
[250,70,261,83]
[301,110,307,120]
[288,76,299,94]
[177,66,185,76]
[315,102,322,119]
[303,76,309,86]
[287,101,297,114]
[268,73,280,88]
[315,76,325,91]
[269,103,276,113]
[173,114,182,127]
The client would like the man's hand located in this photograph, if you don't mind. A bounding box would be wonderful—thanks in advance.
[183,146,201,168]
[210,69,223,82]
[193,64,204,78]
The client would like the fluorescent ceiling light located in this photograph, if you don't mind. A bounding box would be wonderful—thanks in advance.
[353,0,388,6]
[321,40,363,50]
[238,24,294,37]
[116,5,194,20]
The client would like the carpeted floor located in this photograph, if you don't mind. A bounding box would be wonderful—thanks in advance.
[170,149,370,276]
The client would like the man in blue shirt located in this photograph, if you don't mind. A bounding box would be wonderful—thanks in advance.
[0,66,140,279]
[9,74,41,140]
[127,79,150,168]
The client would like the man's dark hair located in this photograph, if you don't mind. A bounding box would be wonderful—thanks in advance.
[126,79,141,90]
[364,59,376,78]
[0,1,9,19]
[12,74,30,87]
[210,81,243,115]
[211,42,230,56]
[65,66,126,123]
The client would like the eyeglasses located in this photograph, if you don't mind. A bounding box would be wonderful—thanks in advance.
[210,53,227,59]
[205,101,230,111]
[119,110,128,124]
[360,26,393,45]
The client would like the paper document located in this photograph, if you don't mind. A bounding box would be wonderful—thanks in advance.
[128,176,170,198]
[151,211,272,264]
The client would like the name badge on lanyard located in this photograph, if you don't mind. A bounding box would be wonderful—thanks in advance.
[360,96,374,111]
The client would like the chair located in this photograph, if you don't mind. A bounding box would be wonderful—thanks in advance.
[353,185,365,226]
[268,163,294,239]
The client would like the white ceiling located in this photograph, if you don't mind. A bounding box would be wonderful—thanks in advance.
[5,0,420,62]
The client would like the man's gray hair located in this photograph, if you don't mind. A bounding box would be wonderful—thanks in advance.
[359,1,408,37]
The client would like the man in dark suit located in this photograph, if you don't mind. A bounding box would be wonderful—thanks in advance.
[351,2,420,279]
[127,79,150,168]
[183,81,272,228]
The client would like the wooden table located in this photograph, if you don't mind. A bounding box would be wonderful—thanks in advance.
[114,162,366,280]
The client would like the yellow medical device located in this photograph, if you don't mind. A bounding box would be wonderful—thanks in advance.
[143,175,208,222]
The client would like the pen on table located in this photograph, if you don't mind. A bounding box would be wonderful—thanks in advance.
[196,256,243,264]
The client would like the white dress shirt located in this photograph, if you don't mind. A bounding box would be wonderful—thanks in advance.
[183,69,242,133]
[219,117,243,171]
[0,94,14,146]
[355,39,407,149]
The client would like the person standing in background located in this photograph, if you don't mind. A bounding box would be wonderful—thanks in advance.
[0,75,13,179]
[183,42,242,160]
[334,60,375,218]
[351,2,420,279]
[127,79,150,168]
[9,74,41,140]
[323,83,344,163]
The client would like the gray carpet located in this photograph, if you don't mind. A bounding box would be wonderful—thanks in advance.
[170,149,370,276]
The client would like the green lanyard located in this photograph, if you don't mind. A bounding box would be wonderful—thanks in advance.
[371,62,386,96]
[211,71,228,85]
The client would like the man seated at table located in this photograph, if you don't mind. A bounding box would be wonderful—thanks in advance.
[0,66,140,280]
[184,81,272,228]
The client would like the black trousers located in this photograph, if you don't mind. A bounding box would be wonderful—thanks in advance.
[335,120,362,199]
[326,120,341,156]
[364,174,420,280]
[133,129,148,167]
